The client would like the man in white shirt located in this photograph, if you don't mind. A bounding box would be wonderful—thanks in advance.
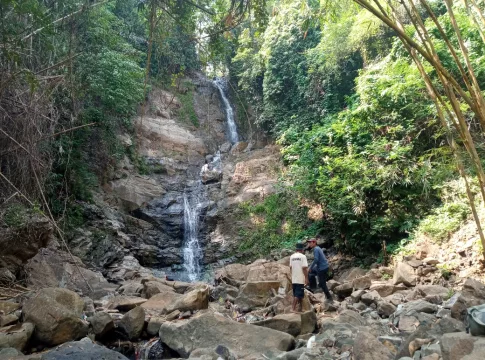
[290,242,309,312]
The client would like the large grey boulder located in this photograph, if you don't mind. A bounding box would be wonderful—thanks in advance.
[141,287,209,315]
[23,288,88,346]
[159,312,294,358]
[40,339,129,360]
[24,248,116,300]
[393,262,417,287]
[235,281,281,308]
[87,312,114,338]
[0,322,34,352]
[119,306,145,340]
[353,331,394,360]
[440,332,485,360]
[253,313,301,337]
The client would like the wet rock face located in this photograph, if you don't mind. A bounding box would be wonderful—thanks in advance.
[132,185,217,267]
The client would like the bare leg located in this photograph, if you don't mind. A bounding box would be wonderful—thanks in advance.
[292,297,297,312]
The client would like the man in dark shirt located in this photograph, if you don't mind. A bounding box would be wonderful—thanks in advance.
[307,238,333,301]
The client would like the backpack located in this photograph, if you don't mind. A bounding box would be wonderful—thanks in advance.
[466,304,485,336]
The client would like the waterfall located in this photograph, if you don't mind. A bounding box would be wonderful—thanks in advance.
[214,78,239,144]
[182,186,203,281]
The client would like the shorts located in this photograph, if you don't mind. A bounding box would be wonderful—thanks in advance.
[292,283,305,299]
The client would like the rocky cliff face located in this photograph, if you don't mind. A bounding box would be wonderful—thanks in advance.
[61,73,278,279]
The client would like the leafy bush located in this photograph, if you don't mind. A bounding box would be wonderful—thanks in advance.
[236,192,322,258]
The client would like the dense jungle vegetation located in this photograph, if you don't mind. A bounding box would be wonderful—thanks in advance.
[2,0,485,261]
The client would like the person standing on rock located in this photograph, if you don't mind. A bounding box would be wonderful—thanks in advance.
[307,238,333,302]
[290,243,309,312]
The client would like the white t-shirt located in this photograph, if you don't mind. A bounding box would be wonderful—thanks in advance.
[290,252,308,284]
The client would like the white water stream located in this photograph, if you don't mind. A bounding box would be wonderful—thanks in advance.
[182,186,203,281]
[181,79,239,281]
[214,78,239,144]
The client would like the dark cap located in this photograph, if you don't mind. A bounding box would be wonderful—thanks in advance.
[296,243,305,250]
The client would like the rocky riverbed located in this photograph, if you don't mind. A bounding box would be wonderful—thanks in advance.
[1,249,485,360]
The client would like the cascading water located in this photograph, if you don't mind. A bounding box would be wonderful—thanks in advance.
[180,79,239,281]
[214,78,239,144]
[182,185,204,281]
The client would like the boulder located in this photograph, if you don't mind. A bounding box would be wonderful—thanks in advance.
[440,332,485,360]
[326,280,341,291]
[416,285,449,298]
[352,276,372,290]
[253,313,301,337]
[0,314,18,327]
[201,167,222,184]
[159,312,294,358]
[402,300,438,314]
[463,278,485,299]
[0,348,21,357]
[406,260,423,268]
[337,267,368,283]
[300,311,317,335]
[246,262,291,292]
[40,339,129,360]
[87,312,114,338]
[0,269,15,285]
[23,288,88,346]
[119,306,145,341]
[334,282,353,298]
[423,258,439,265]
[211,284,239,301]
[117,281,143,297]
[142,287,209,315]
[361,291,382,306]
[353,331,394,360]
[141,291,181,314]
[215,263,249,285]
[351,290,366,303]
[147,317,165,336]
[393,262,417,287]
[109,174,165,212]
[377,301,396,318]
[106,256,153,283]
[108,296,147,311]
[164,287,209,314]
[0,322,34,351]
[398,315,419,332]
[25,248,116,300]
[0,302,20,315]
[142,280,176,299]
[369,283,396,297]
[235,281,281,308]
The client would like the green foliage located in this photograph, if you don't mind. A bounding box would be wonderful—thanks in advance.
[415,179,474,242]
[236,192,322,257]
[3,204,28,228]
[176,87,199,127]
